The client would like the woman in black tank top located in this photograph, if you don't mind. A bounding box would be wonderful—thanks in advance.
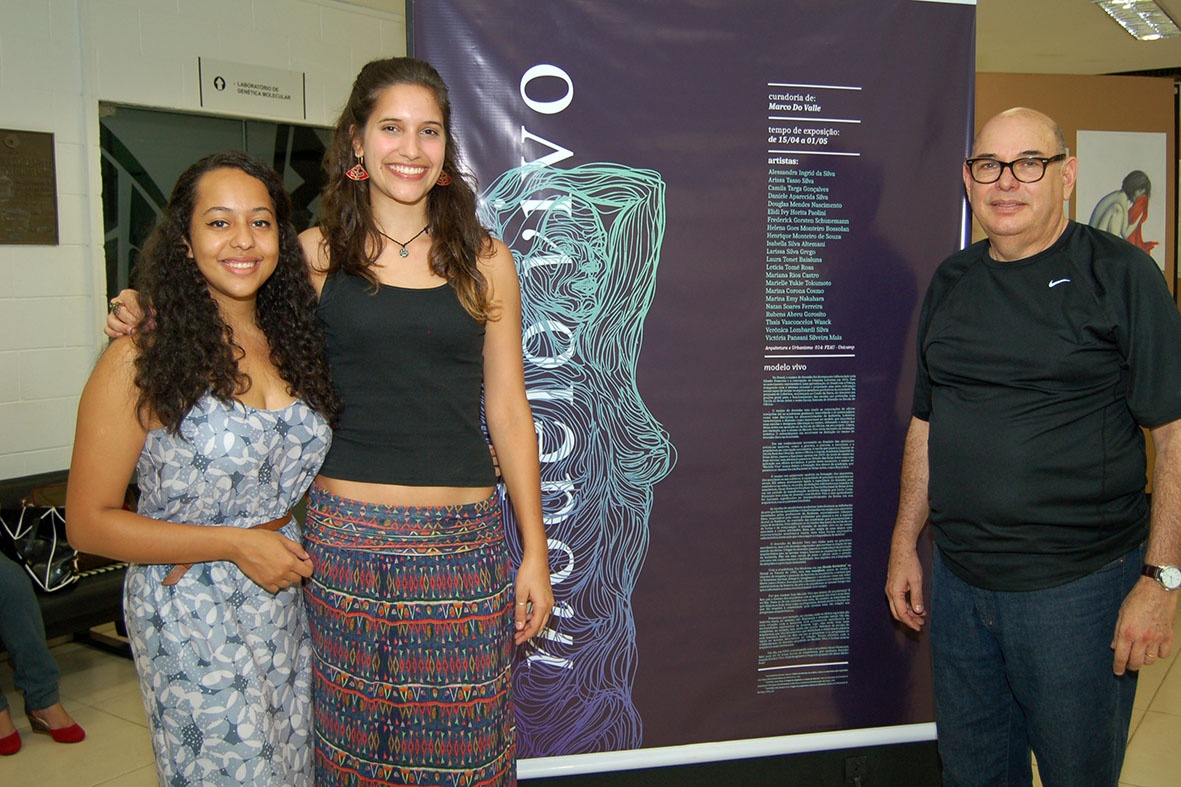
[295,58,553,787]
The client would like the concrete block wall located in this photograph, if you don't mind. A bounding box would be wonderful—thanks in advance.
[0,0,405,477]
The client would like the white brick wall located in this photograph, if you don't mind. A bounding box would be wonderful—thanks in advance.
[0,0,406,477]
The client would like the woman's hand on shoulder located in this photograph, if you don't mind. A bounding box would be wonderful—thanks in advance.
[105,289,147,338]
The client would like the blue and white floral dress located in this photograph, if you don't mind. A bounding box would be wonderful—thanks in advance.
[123,394,330,786]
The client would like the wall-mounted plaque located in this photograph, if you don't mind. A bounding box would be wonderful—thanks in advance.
[0,129,59,245]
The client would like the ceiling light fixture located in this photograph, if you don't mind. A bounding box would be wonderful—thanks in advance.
[1092,0,1181,40]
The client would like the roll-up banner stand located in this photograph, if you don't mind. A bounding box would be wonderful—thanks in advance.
[411,0,976,778]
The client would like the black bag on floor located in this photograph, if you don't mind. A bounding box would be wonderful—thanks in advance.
[0,504,79,593]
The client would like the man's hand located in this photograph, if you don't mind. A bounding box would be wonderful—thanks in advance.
[1111,577,1178,674]
[886,543,928,632]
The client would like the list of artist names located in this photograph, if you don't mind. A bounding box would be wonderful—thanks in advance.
[766,168,847,345]
[758,82,862,694]
[764,82,860,350]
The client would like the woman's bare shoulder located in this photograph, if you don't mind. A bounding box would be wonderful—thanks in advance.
[81,335,143,417]
[479,237,515,269]
[299,226,329,290]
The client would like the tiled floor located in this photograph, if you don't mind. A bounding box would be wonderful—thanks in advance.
[0,625,156,786]
[3,611,1181,787]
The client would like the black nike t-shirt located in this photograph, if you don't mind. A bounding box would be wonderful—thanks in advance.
[913,221,1181,590]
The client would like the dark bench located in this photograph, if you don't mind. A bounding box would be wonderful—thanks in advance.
[1,470,131,657]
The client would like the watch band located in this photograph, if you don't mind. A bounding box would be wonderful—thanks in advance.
[1143,563,1181,591]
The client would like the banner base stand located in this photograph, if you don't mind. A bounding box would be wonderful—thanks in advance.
[521,723,938,781]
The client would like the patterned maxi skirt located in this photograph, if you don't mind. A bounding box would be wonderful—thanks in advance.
[303,485,516,786]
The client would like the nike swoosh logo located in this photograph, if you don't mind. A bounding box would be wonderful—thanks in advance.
[1048,278,1071,288]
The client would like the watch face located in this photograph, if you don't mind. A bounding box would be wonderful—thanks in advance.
[1161,566,1181,591]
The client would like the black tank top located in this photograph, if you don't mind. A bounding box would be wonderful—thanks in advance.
[316,273,496,486]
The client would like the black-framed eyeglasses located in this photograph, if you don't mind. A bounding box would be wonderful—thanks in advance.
[965,153,1067,184]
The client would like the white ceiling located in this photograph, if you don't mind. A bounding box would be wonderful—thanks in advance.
[977,0,1181,74]
[344,0,1181,76]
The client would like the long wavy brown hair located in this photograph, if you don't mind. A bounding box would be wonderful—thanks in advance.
[132,151,340,433]
[317,57,494,321]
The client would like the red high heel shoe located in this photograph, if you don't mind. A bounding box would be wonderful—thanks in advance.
[0,729,20,755]
[26,709,85,744]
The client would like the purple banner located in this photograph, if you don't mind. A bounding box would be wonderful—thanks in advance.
[413,0,975,764]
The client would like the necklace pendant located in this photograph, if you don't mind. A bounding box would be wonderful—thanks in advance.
[377,225,428,259]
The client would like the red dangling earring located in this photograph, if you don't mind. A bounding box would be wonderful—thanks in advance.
[346,154,369,182]
[436,170,452,186]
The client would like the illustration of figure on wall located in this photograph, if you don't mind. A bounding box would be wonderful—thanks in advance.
[1089,170,1159,255]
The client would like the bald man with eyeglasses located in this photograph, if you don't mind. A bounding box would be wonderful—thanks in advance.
[886,107,1181,787]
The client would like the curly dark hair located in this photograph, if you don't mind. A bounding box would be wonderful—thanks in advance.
[317,57,494,321]
[132,151,340,432]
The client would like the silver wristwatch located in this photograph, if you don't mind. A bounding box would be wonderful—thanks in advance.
[1143,564,1181,591]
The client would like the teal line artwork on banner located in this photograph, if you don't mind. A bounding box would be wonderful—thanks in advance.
[479,162,676,753]
[415,0,976,769]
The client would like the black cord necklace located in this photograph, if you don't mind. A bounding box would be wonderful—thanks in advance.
[377,225,429,257]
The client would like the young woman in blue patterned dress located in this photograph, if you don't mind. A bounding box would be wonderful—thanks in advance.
[67,152,339,786]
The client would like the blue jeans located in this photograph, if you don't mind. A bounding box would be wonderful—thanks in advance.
[931,544,1141,787]
[0,552,61,713]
